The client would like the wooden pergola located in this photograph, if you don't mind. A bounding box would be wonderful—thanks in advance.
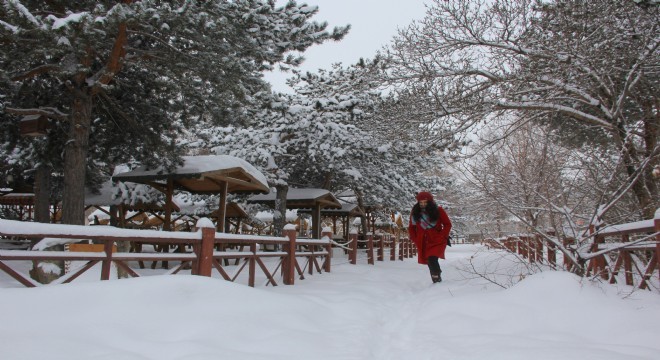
[298,203,365,241]
[112,155,268,232]
[247,188,342,239]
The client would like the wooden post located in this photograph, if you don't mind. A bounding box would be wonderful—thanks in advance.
[283,227,297,285]
[217,180,228,233]
[376,235,384,261]
[100,240,114,280]
[350,232,357,265]
[312,203,321,239]
[163,178,174,231]
[367,233,374,265]
[249,243,257,287]
[196,222,216,277]
[321,228,332,273]
[399,235,404,261]
[390,235,396,261]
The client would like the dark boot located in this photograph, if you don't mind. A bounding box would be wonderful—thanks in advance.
[431,273,440,283]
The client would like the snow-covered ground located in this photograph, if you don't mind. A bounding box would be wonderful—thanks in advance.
[0,244,658,360]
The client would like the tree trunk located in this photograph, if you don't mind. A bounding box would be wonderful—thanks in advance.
[273,184,288,237]
[33,163,51,224]
[61,90,92,225]
[30,163,64,284]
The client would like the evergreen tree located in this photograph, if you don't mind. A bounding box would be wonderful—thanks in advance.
[0,0,348,224]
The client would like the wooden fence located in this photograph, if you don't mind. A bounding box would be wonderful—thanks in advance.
[483,213,660,290]
[344,232,415,265]
[0,219,332,288]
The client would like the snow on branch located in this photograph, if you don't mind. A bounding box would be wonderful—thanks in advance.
[494,101,615,130]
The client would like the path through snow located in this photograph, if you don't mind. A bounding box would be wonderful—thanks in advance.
[0,245,658,360]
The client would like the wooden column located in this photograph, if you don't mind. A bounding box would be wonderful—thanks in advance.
[163,178,174,231]
[249,243,256,287]
[312,203,321,239]
[216,180,227,233]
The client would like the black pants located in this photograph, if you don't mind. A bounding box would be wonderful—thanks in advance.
[427,256,441,275]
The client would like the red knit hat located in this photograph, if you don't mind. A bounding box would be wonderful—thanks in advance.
[416,191,434,202]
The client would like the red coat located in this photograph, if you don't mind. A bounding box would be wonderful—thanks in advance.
[408,206,452,264]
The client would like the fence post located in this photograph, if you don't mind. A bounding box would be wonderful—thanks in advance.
[377,234,384,261]
[398,235,404,261]
[196,218,216,277]
[283,225,297,285]
[390,234,396,261]
[321,228,332,273]
[100,240,114,280]
[367,233,375,265]
[350,231,358,265]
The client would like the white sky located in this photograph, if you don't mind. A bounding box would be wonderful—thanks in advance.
[1,242,658,359]
[265,0,431,93]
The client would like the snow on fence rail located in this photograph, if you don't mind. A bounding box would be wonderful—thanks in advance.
[483,213,660,290]
[0,218,333,288]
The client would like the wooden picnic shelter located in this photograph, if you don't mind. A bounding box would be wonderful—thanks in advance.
[112,155,268,232]
[0,193,35,221]
[247,188,342,239]
[298,203,365,241]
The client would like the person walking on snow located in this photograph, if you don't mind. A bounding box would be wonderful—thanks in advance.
[408,191,452,283]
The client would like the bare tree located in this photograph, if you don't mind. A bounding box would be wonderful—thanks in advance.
[384,0,659,220]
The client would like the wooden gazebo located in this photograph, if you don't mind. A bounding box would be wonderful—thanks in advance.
[247,188,342,239]
[112,155,268,232]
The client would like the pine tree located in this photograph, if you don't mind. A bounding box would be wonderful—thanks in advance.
[1,0,348,224]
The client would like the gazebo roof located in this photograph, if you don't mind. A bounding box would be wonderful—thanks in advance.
[298,203,364,217]
[247,188,341,209]
[112,155,269,194]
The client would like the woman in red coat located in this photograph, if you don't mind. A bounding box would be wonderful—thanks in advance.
[408,191,452,283]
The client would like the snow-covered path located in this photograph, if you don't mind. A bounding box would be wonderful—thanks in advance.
[0,245,658,360]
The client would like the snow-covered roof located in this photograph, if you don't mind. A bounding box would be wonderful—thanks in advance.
[247,188,341,209]
[298,203,364,216]
[112,155,269,194]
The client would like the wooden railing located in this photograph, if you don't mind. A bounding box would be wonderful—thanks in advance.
[344,232,415,265]
[483,212,660,290]
[0,219,332,288]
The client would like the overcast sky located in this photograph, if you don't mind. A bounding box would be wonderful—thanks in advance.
[265,0,430,93]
